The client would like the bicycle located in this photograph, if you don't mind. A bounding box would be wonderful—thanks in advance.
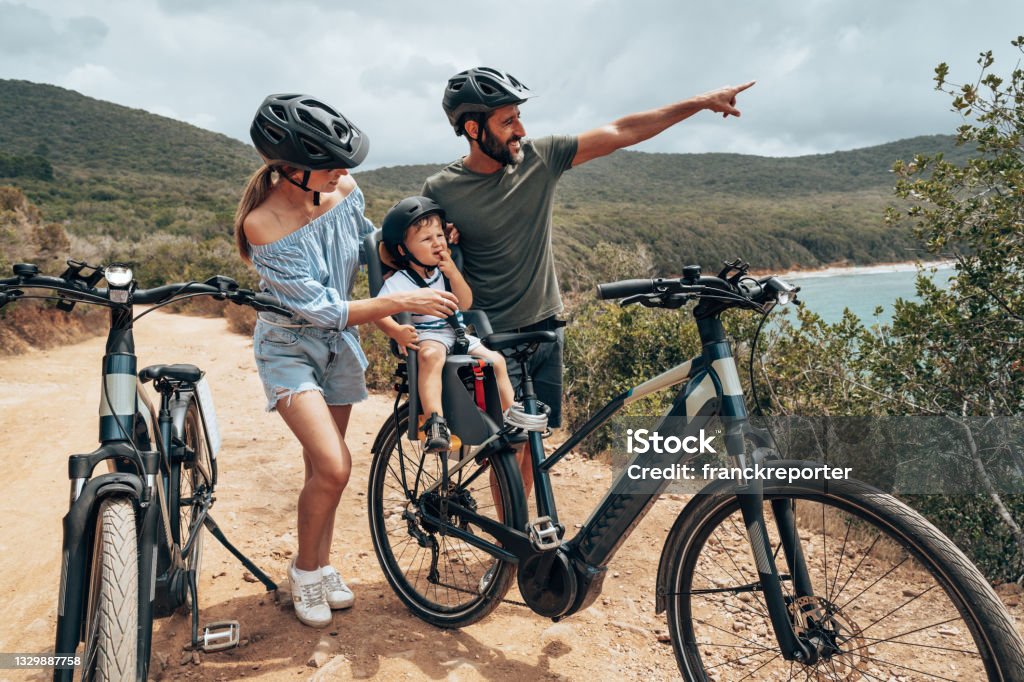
[365,256,1024,680]
[0,260,286,681]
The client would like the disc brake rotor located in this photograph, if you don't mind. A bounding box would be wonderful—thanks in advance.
[789,595,867,680]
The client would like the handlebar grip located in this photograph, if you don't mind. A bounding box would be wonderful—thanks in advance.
[251,293,293,317]
[596,279,656,300]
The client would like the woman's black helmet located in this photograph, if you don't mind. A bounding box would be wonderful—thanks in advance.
[250,94,369,170]
[381,196,446,264]
[442,67,533,135]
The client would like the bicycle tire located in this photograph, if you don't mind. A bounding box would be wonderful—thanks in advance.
[82,497,138,681]
[368,405,527,627]
[663,460,1024,681]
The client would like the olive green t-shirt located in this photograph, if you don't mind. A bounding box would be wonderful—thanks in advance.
[421,135,578,332]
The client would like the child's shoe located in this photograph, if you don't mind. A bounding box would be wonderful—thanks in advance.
[422,412,451,453]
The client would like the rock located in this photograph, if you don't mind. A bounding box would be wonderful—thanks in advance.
[307,637,333,668]
[540,623,575,644]
[190,651,201,665]
[242,571,259,583]
[610,620,648,635]
[655,630,672,643]
[309,655,351,680]
[180,651,192,666]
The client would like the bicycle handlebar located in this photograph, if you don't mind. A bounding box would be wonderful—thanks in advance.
[0,264,293,317]
[596,269,800,314]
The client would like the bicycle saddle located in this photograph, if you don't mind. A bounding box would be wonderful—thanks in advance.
[483,331,557,351]
[139,364,202,383]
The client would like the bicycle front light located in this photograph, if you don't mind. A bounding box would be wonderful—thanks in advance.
[105,264,134,288]
[765,277,799,305]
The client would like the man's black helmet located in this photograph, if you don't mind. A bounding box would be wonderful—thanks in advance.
[250,94,369,170]
[381,196,446,263]
[442,67,533,134]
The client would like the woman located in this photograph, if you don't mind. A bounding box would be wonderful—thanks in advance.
[236,94,458,628]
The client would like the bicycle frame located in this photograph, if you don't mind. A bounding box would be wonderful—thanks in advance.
[54,303,164,682]
[419,314,812,660]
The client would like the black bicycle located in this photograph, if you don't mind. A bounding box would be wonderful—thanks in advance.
[0,260,284,681]
[366,257,1024,681]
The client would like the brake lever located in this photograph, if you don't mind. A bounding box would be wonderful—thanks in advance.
[620,294,649,307]
[0,289,23,309]
[204,275,239,298]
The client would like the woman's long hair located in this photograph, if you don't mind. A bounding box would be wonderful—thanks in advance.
[234,164,281,261]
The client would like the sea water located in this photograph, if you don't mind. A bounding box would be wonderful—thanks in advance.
[781,262,956,325]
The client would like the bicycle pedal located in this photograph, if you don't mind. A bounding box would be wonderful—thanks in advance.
[201,620,240,652]
[527,516,561,551]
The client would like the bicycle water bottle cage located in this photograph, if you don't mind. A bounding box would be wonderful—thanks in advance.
[528,516,561,551]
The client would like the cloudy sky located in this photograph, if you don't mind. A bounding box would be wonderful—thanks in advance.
[2,0,1022,169]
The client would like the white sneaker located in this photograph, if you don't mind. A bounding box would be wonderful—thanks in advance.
[321,566,355,610]
[288,559,332,628]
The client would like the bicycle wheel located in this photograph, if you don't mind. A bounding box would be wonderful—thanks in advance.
[177,398,213,611]
[82,497,138,681]
[664,461,1024,681]
[368,405,527,627]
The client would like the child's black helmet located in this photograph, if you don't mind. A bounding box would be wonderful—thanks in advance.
[250,94,369,170]
[381,196,446,263]
[442,67,532,135]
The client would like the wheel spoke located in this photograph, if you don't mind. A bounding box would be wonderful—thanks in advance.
[669,491,997,680]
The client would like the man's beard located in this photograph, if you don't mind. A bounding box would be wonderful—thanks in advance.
[478,126,524,166]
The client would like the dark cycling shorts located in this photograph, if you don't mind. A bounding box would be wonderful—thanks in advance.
[503,317,565,428]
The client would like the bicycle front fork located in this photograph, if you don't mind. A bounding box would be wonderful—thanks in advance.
[737,478,817,663]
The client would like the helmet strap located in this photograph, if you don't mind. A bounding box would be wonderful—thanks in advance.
[278,168,322,207]
[398,244,437,279]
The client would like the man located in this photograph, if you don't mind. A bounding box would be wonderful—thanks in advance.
[422,66,754,432]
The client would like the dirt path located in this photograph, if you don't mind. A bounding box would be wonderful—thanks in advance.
[1,312,1022,681]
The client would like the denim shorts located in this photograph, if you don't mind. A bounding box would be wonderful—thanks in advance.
[253,316,369,412]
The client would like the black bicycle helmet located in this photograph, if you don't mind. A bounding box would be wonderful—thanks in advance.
[381,196,446,266]
[250,94,369,170]
[442,67,533,134]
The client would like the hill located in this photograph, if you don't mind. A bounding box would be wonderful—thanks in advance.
[0,78,974,278]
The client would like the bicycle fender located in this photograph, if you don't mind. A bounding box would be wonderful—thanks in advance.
[169,391,195,441]
[55,474,141,660]
[655,492,705,614]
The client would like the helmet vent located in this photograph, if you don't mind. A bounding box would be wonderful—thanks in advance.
[298,135,328,159]
[301,99,340,117]
[297,109,331,135]
[476,77,500,96]
[269,105,287,121]
[261,122,285,143]
[332,122,350,142]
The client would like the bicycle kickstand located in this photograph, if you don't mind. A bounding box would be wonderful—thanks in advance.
[203,514,279,592]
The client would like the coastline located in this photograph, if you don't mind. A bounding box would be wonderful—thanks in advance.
[772,259,957,280]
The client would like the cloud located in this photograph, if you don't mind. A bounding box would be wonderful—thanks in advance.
[1,0,1022,168]
[0,2,106,57]
[61,63,119,95]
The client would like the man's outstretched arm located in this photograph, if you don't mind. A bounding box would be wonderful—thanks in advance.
[572,81,755,167]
